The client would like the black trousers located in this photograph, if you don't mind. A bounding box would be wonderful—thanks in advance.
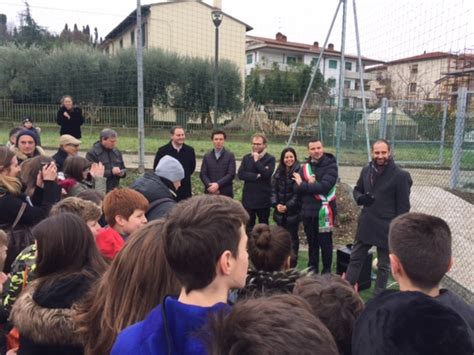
[345,240,390,295]
[303,217,333,273]
[245,207,270,234]
[277,220,300,268]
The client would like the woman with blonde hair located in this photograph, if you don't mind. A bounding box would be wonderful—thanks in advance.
[56,95,84,139]
[0,147,60,272]
[75,220,181,355]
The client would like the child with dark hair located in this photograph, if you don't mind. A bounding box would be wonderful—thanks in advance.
[112,195,249,355]
[204,294,338,355]
[10,213,107,354]
[6,127,22,149]
[239,223,304,298]
[293,274,364,355]
[60,156,106,197]
[352,212,474,354]
[95,188,148,260]
[21,117,41,146]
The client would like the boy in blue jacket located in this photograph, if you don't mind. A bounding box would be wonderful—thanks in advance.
[112,195,249,355]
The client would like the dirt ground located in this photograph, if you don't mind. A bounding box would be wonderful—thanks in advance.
[447,189,474,205]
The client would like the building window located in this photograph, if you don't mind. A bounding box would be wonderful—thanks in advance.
[119,38,123,49]
[327,97,336,106]
[344,80,351,89]
[410,64,418,74]
[131,30,135,45]
[343,98,350,107]
[105,46,109,54]
[345,62,352,70]
[287,56,297,65]
[311,57,317,66]
[409,83,417,93]
[329,60,338,69]
[141,23,146,47]
[327,78,336,88]
[247,54,253,64]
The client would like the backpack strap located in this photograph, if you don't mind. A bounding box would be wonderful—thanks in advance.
[11,202,27,230]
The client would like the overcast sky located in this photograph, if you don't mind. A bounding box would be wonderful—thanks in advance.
[2,0,473,61]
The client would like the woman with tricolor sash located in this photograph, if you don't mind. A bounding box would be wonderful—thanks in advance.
[293,139,338,273]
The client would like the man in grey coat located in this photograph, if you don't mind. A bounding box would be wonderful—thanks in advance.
[200,130,236,198]
[345,139,412,295]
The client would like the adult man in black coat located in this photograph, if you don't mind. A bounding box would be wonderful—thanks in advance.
[153,126,196,201]
[346,139,412,295]
[200,130,236,198]
[86,129,126,192]
[238,133,275,233]
[293,139,338,273]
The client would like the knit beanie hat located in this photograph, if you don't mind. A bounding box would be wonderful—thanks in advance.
[155,155,185,182]
[15,130,38,146]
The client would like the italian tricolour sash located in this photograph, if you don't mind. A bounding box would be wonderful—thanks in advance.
[302,163,336,233]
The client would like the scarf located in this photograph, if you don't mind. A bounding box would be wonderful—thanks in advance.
[302,163,336,233]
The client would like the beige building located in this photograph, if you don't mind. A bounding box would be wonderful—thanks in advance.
[101,0,252,81]
[367,52,474,104]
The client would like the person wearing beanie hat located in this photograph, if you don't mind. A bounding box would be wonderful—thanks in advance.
[53,134,81,172]
[130,155,184,221]
[21,116,42,146]
[13,130,46,164]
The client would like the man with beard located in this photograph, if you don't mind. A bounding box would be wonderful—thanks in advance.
[345,139,412,295]
[238,133,275,233]
[293,138,338,273]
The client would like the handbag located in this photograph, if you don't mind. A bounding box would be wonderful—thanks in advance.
[1,203,35,273]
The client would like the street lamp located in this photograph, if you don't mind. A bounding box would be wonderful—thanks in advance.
[211,10,223,129]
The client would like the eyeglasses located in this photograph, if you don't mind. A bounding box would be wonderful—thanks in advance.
[66,144,80,148]
[252,143,263,146]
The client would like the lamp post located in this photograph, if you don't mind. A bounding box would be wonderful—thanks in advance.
[211,10,223,129]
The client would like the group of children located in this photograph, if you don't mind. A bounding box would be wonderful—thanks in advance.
[0,181,472,354]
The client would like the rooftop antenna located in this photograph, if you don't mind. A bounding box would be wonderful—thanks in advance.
[286,0,371,164]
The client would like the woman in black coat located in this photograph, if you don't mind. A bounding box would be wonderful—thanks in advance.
[56,95,84,139]
[271,147,301,267]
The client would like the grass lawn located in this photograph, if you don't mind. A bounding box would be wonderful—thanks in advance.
[296,250,399,303]
[2,125,472,168]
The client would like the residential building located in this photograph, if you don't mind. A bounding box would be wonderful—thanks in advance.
[367,51,474,105]
[101,0,252,81]
[245,33,383,108]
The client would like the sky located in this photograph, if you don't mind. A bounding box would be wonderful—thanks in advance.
[1,0,473,61]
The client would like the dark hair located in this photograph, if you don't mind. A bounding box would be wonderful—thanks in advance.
[293,275,364,354]
[103,188,149,227]
[100,128,118,141]
[170,126,184,135]
[211,129,226,140]
[307,137,322,147]
[204,294,338,355]
[372,139,391,151]
[34,213,107,290]
[63,156,91,182]
[389,212,451,289]
[249,224,292,272]
[19,156,54,197]
[164,195,249,293]
[76,189,104,205]
[277,147,297,173]
[9,127,22,138]
[75,220,181,355]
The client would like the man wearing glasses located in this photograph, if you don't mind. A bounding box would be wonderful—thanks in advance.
[238,133,275,233]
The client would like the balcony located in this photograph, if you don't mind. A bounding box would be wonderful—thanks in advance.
[344,70,377,80]
[344,88,377,99]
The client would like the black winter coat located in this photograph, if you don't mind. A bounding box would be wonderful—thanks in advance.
[353,159,412,248]
[153,142,196,201]
[238,153,276,209]
[271,162,301,226]
[52,148,68,172]
[200,148,236,198]
[297,153,338,219]
[56,106,84,139]
[86,141,126,192]
[130,172,177,221]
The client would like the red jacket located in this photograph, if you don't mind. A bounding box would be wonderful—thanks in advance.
[96,227,125,260]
